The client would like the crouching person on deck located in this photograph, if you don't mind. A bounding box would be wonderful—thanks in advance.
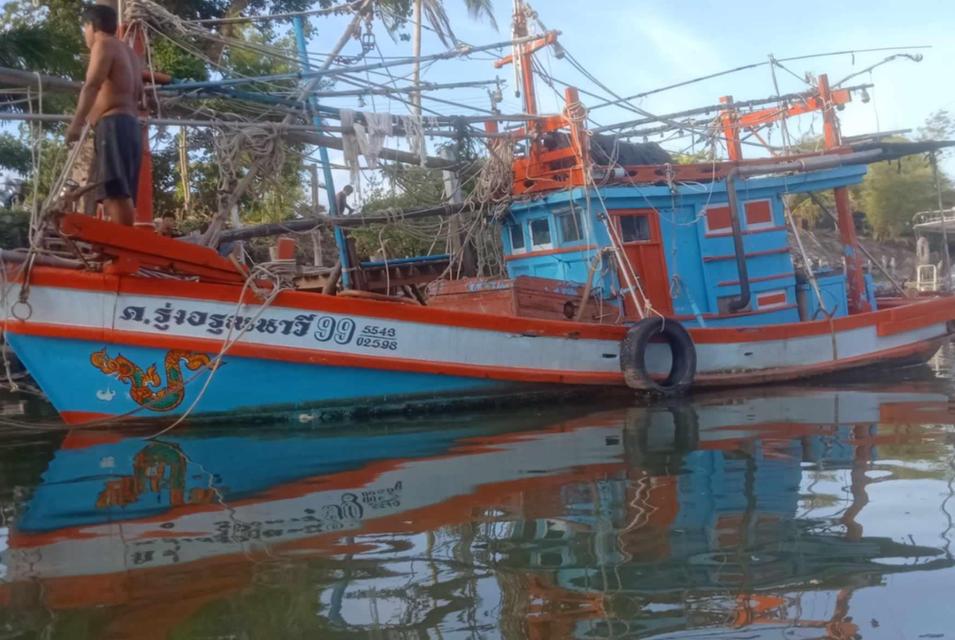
[66,5,143,226]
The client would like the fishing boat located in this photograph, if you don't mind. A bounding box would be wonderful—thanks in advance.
[1,387,951,636]
[1,0,953,424]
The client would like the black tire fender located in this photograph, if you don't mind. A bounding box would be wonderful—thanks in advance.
[620,317,697,395]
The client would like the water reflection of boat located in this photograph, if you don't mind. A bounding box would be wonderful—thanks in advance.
[2,387,954,638]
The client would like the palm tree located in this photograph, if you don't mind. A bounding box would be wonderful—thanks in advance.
[411,0,497,117]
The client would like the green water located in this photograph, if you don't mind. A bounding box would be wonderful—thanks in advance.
[3,347,955,639]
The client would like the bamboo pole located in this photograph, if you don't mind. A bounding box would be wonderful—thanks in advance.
[412,0,423,121]
[0,112,460,168]
[215,202,477,243]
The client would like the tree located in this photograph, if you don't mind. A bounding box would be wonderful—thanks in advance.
[918,109,955,143]
[410,0,496,117]
[0,0,360,217]
[0,0,438,227]
[350,164,448,258]
[860,155,946,239]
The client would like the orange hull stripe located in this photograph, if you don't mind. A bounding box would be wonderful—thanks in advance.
[19,267,629,341]
[9,267,955,344]
[4,321,625,386]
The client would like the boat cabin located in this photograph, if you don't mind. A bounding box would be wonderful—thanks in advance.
[493,165,877,328]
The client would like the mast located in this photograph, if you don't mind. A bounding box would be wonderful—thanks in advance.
[494,0,559,177]
[293,16,353,289]
[111,2,154,227]
[818,73,871,313]
[512,0,538,117]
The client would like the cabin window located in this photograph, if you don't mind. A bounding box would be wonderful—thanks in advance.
[619,215,651,243]
[745,200,774,229]
[557,209,584,243]
[705,205,733,234]
[530,218,553,249]
[508,223,526,253]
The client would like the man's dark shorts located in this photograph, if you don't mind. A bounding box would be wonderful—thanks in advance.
[94,114,142,203]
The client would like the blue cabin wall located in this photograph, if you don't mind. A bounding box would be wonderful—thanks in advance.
[504,199,615,299]
[503,165,870,328]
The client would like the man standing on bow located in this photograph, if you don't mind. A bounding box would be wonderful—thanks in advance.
[66,4,143,226]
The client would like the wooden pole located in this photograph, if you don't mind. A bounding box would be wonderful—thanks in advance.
[440,145,475,276]
[293,14,353,288]
[309,163,322,266]
[931,152,951,290]
[285,130,455,169]
[216,202,476,243]
[412,0,423,120]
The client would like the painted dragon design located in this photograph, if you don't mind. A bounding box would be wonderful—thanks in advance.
[90,349,215,412]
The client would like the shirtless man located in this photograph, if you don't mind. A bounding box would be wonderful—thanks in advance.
[335,184,356,215]
[66,5,143,226]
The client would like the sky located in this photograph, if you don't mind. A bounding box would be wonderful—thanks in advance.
[397,0,955,134]
[7,0,955,207]
[296,0,955,207]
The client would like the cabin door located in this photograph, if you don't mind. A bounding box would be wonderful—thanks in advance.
[612,210,673,317]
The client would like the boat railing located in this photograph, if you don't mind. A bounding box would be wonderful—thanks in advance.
[917,264,939,292]
[913,208,955,233]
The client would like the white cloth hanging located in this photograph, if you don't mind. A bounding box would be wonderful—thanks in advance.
[340,109,361,186]
[354,111,393,169]
[402,114,427,167]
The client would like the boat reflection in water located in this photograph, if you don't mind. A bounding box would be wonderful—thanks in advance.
[2,386,955,638]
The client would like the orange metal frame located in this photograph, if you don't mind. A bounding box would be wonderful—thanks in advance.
[500,67,857,195]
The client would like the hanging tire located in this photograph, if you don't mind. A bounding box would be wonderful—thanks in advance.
[620,317,696,396]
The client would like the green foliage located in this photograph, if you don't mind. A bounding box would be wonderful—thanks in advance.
[0,25,73,72]
[860,155,946,239]
[15,135,71,210]
[0,0,490,236]
[150,36,209,82]
[0,0,84,77]
[223,26,296,77]
[673,149,716,165]
[918,109,955,142]
[350,165,447,258]
[362,165,448,214]
[0,0,83,117]
[0,132,33,174]
[776,127,953,239]
[0,209,31,248]
[787,190,832,228]
[418,0,497,46]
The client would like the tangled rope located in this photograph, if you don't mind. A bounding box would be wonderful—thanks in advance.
[207,122,288,244]
[125,0,234,48]
[467,138,513,213]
